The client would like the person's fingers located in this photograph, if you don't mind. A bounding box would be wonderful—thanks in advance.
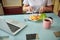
[39,7,46,13]
[39,7,43,13]
[27,7,30,11]
[29,6,34,12]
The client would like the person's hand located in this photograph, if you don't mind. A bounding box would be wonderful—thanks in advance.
[39,6,46,13]
[27,6,34,12]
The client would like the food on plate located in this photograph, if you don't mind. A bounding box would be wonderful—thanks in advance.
[29,15,41,21]
[40,13,47,20]
[29,13,47,21]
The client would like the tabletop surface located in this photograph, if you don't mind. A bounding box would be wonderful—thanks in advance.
[0,13,60,40]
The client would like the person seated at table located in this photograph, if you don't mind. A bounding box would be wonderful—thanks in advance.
[23,0,53,13]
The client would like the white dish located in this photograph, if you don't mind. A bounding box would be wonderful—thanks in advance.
[28,15,41,21]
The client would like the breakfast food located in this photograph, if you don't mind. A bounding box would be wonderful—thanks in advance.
[29,14,41,21]
[29,13,47,21]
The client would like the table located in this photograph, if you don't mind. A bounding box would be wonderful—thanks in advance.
[0,13,60,40]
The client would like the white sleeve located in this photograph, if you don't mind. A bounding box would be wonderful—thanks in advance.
[47,0,52,6]
[23,0,29,5]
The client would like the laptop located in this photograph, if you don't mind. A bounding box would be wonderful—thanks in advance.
[0,18,27,35]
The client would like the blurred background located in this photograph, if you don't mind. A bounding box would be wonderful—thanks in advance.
[0,0,60,16]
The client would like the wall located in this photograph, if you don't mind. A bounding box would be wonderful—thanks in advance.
[53,0,60,15]
[58,3,60,10]
[2,0,22,15]
[2,0,22,7]
[0,3,4,15]
[58,2,60,17]
[52,0,55,5]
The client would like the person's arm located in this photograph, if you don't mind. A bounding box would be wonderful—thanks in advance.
[39,0,53,13]
[45,0,53,12]
[23,4,34,12]
[23,0,33,12]
[23,4,29,12]
[45,5,53,12]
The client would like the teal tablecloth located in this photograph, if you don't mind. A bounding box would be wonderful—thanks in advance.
[0,13,60,40]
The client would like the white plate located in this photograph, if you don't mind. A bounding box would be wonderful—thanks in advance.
[29,18,38,21]
[29,14,41,21]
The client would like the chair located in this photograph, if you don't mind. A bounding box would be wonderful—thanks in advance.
[58,10,60,17]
